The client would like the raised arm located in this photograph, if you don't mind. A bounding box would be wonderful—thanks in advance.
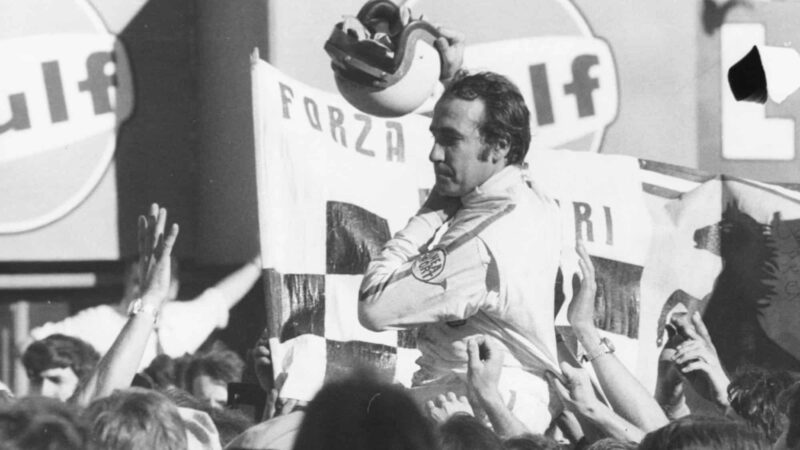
[359,191,473,331]
[465,335,531,439]
[434,26,466,88]
[70,204,178,406]
[211,254,262,310]
[567,240,668,432]
[669,311,730,410]
[547,362,645,443]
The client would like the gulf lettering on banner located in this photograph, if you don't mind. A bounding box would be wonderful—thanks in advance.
[412,0,618,153]
[0,0,133,233]
[466,37,617,152]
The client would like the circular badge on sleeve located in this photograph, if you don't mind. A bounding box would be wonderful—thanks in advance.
[412,248,446,282]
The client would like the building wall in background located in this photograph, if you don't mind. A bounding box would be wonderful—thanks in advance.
[2,0,798,263]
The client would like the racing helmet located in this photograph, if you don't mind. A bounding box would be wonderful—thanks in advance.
[324,0,442,117]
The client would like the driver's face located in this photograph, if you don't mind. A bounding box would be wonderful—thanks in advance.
[429,97,497,197]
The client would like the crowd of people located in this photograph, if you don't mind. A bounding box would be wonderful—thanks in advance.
[1,203,799,450]
[2,19,799,450]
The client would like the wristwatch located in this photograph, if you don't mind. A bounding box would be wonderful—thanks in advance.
[581,337,615,363]
[127,298,159,324]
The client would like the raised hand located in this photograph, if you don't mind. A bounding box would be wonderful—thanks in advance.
[466,335,503,404]
[546,362,602,418]
[465,334,532,438]
[567,240,597,330]
[137,203,179,307]
[252,327,273,392]
[426,391,474,423]
[434,26,465,84]
[670,311,729,407]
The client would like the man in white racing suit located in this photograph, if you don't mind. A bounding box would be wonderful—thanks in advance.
[358,69,564,432]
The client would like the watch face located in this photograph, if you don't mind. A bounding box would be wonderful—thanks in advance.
[127,298,141,315]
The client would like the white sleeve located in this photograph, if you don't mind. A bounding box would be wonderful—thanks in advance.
[157,287,231,357]
[28,306,119,356]
[359,226,495,328]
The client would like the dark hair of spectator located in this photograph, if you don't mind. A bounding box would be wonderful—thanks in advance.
[185,349,244,388]
[778,381,800,448]
[83,387,187,450]
[161,386,253,447]
[22,334,100,381]
[441,71,531,165]
[503,433,561,450]
[439,413,504,450]
[292,371,437,450]
[728,366,799,442]
[142,354,191,391]
[638,415,770,450]
[585,437,637,450]
[0,396,88,450]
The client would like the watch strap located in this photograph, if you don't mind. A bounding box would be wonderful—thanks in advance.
[581,337,614,363]
[127,298,159,324]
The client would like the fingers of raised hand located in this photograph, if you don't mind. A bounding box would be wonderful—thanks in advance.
[545,370,570,401]
[425,400,437,414]
[575,240,596,278]
[679,360,709,374]
[436,26,465,45]
[675,339,703,353]
[254,345,271,360]
[691,311,713,342]
[161,223,179,259]
[673,348,705,366]
[137,216,147,256]
[466,338,482,370]
[671,314,701,341]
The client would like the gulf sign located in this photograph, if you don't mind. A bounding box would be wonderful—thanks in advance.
[466,36,617,153]
[417,0,618,154]
[0,1,133,233]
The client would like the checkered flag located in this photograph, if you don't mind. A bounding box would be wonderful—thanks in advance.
[252,57,433,400]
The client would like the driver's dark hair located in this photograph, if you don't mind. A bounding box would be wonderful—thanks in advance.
[441,71,531,165]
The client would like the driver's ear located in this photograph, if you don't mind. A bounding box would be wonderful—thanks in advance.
[491,138,510,163]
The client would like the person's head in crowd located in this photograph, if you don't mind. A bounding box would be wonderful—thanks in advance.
[123,255,180,303]
[162,386,253,447]
[292,370,437,450]
[585,438,637,450]
[430,71,531,198]
[503,433,562,450]
[139,354,191,391]
[185,349,244,409]
[83,387,187,450]
[22,333,100,401]
[438,413,504,450]
[637,415,770,450]
[727,365,799,442]
[0,396,88,450]
[775,381,800,450]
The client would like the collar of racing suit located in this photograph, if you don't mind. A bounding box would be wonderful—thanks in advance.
[460,164,525,207]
